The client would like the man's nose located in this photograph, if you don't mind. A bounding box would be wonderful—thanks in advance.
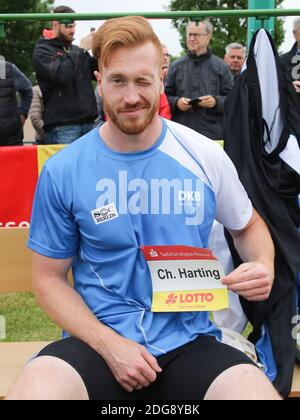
[124,84,140,104]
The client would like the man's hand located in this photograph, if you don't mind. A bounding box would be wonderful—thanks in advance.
[177,97,192,112]
[293,81,300,94]
[221,262,273,302]
[199,95,217,109]
[100,333,162,392]
[80,30,95,51]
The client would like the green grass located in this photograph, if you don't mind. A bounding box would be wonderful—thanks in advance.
[0,292,60,342]
[0,293,253,343]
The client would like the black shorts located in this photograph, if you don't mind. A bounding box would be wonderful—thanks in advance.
[36,335,257,400]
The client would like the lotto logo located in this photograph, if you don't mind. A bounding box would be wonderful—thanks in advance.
[165,293,178,305]
[180,293,214,303]
[165,293,214,305]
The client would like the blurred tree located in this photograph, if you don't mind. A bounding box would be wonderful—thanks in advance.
[0,0,54,81]
[168,0,285,57]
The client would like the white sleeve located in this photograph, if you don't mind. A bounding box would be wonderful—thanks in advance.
[215,150,253,230]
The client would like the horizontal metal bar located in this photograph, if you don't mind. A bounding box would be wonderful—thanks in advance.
[0,9,299,22]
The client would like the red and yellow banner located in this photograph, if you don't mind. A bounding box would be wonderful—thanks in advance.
[0,145,65,228]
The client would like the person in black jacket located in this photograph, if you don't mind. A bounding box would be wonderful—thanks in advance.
[280,17,300,142]
[0,58,32,146]
[281,17,300,365]
[33,5,98,145]
[224,29,300,398]
[164,21,233,140]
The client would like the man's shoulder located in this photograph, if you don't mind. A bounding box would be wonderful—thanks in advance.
[280,50,291,62]
[1,62,14,80]
[34,37,57,55]
[210,54,229,71]
[71,44,83,53]
[35,36,52,47]
[165,119,224,158]
[34,37,75,54]
[163,120,226,191]
[172,55,189,67]
[280,44,298,64]
[3,61,13,72]
[3,60,12,67]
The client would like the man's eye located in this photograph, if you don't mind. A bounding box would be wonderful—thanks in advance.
[112,79,125,85]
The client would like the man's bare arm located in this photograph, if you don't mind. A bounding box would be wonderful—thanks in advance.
[222,208,275,301]
[32,252,162,392]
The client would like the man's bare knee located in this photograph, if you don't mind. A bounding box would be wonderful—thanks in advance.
[6,356,89,400]
[204,364,282,400]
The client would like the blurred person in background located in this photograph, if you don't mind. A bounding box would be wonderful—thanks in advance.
[280,16,300,142]
[224,43,246,81]
[29,85,45,144]
[0,58,32,146]
[160,44,172,119]
[162,44,171,79]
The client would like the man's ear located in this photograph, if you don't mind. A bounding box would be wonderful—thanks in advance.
[52,20,59,35]
[94,71,103,96]
[159,71,165,95]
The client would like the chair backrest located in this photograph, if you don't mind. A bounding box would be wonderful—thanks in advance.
[0,228,73,294]
[0,228,32,293]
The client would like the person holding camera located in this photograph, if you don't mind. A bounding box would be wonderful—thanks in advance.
[165,21,233,140]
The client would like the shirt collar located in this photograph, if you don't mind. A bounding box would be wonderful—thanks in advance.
[188,48,212,60]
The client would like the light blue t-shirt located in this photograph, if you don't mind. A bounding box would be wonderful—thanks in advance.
[28,119,252,356]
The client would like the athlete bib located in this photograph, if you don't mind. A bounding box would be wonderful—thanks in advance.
[141,245,229,312]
